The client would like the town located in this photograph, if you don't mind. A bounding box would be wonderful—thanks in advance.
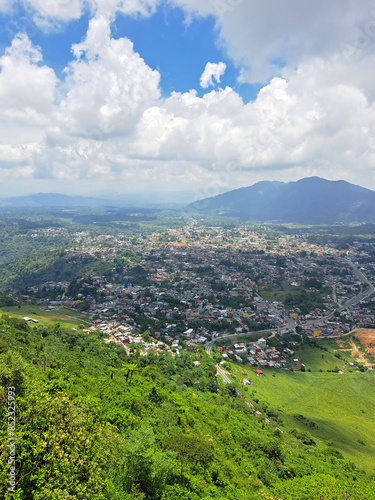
[22,220,375,370]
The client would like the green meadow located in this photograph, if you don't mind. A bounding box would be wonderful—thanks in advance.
[0,302,90,328]
[232,363,375,472]
[293,344,347,371]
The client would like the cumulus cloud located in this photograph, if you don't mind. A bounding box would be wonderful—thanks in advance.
[171,0,375,83]
[55,14,161,139]
[128,53,375,190]
[0,34,57,124]
[200,62,226,88]
[0,0,158,30]
[1,1,375,195]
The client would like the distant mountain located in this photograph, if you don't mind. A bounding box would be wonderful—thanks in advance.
[187,177,375,223]
[0,191,194,209]
[0,193,111,208]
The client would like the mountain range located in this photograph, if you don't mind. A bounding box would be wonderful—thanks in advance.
[0,191,192,209]
[2,177,375,223]
[0,193,110,208]
[187,177,375,223]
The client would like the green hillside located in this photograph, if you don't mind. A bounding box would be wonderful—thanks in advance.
[0,301,91,328]
[1,314,375,499]
[231,364,375,472]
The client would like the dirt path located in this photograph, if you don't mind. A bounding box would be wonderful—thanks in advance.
[355,329,375,360]
[347,338,372,367]
[335,329,375,367]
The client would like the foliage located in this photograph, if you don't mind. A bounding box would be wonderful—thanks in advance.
[0,314,374,499]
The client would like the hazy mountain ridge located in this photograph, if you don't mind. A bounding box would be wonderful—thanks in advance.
[0,192,192,209]
[0,193,111,208]
[187,177,375,223]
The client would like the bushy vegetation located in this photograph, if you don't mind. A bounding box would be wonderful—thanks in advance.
[1,316,375,499]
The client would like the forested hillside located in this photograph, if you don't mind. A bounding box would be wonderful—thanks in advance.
[1,315,375,499]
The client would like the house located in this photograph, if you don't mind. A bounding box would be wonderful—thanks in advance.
[22,317,39,323]
[258,338,267,348]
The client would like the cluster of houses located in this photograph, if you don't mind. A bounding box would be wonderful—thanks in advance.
[21,222,375,346]
[215,337,298,370]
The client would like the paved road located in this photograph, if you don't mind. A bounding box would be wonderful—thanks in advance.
[205,328,278,356]
[216,364,232,384]
[205,328,283,385]
[344,258,374,289]
[206,334,283,432]
[308,258,375,327]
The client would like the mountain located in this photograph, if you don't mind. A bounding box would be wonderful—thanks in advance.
[0,193,111,208]
[0,191,194,209]
[186,177,375,223]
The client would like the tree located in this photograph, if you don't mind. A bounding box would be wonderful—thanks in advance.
[148,386,163,405]
[164,432,213,487]
[0,350,27,395]
[122,425,176,498]
[122,363,138,385]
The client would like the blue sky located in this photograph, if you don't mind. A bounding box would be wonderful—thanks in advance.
[0,0,374,198]
[0,2,259,101]
[113,6,261,101]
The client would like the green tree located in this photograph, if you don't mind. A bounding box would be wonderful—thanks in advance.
[164,432,213,487]
[0,350,27,395]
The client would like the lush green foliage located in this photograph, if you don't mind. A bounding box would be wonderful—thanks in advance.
[1,317,375,499]
[231,358,375,473]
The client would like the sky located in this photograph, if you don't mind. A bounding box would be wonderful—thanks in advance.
[0,0,375,201]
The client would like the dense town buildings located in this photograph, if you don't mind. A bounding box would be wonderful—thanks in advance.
[24,221,375,367]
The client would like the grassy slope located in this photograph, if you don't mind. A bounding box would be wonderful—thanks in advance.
[3,302,375,474]
[0,303,91,328]
[233,364,375,472]
[293,345,346,371]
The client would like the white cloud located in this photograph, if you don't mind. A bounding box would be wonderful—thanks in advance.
[91,0,159,17]
[171,0,375,83]
[200,61,226,88]
[0,0,159,30]
[1,1,375,195]
[128,52,375,189]
[28,0,83,29]
[54,14,161,139]
[0,0,15,13]
[0,34,57,124]
[0,143,42,164]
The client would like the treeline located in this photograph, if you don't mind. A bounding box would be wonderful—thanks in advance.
[0,292,17,307]
[0,250,125,292]
[0,224,71,266]
[1,315,375,499]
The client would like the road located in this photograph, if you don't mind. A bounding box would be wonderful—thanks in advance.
[216,364,232,384]
[205,328,279,357]
[309,258,375,327]
[206,331,283,432]
[344,258,374,289]
[206,257,375,376]
[205,328,282,384]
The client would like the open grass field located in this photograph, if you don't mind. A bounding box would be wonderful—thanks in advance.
[0,303,91,328]
[293,344,346,371]
[232,363,375,472]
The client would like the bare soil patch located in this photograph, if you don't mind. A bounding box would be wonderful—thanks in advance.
[354,329,375,361]
[335,329,375,367]
[347,338,371,367]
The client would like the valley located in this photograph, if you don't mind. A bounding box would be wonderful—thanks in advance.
[1,208,375,499]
